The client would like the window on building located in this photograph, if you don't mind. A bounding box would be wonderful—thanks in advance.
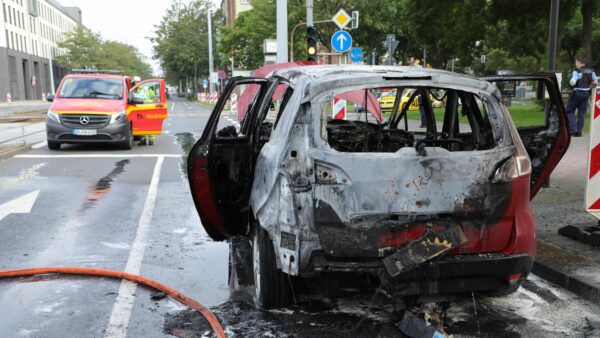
[3,4,6,23]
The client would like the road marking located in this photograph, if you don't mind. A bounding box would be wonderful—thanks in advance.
[104,156,164,338]
[0,190,40,222]
[16,154,180,159]
[32,141,47,149]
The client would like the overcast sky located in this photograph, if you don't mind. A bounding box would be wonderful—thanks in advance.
[61,0,221,75]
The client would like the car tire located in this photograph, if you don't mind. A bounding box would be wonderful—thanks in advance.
[47,141,61,150]
[119,126,133,150]
[252,225,293,309]
[228,235,254,288]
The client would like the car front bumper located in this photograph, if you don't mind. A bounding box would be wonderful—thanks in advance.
[46,117,129,144]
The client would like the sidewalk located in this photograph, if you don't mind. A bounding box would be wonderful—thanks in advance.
[0,100,50,117]
[532,133,600,305]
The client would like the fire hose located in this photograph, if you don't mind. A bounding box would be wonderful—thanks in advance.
[0,267,226,338]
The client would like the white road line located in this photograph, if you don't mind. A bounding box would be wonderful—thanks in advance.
[171,100,176,112]
[32,141,47,149]
[15,154,180,158]
[104,156,164,338]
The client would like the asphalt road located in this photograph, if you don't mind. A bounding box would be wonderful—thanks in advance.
[0,97,599,337]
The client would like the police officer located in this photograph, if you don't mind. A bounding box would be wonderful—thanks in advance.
[566,56,598,137]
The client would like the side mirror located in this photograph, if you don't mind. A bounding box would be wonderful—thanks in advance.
[46,94,55,102]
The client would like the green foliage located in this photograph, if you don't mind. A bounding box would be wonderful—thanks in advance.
[57,26,152,79]
[152,0,220,92]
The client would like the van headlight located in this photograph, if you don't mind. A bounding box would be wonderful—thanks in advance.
[47,110,60,123]
[109,111,126,124]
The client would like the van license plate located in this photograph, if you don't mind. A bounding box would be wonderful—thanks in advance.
[73,129,97,136]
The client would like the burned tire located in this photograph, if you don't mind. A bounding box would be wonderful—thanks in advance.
[47,141,61,150]
[228,235,253,288]
[252,225,293,309]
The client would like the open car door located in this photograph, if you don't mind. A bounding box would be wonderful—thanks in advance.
[188,77,272,241]
[483,74,571,198]
[128,79,168,136]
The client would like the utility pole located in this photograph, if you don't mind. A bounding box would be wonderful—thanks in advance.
[306,0,313,26]
[547,0,559,71]
[276,0,288,63]
[207,6,215,93]
[48,45,55,94]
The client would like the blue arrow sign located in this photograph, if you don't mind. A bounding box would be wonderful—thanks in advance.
[349,47,363,62]
[331,30,352,53]
[202,79,209,86]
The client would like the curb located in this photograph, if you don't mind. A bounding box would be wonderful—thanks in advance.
[533,239,600,306]
[532,261,600,305]
[0,145,31,160]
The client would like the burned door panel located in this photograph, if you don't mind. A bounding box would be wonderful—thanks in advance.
[483,74,570,198]
[188,77,271,240]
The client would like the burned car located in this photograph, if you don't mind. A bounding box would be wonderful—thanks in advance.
[188,65,569,309]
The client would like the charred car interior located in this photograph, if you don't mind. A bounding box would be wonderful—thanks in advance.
[188,66,570,310]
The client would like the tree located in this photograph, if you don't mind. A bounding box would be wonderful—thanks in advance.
[152,0,220,93]
[57,26,153,78]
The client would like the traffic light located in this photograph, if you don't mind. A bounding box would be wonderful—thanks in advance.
[306,26,317,62]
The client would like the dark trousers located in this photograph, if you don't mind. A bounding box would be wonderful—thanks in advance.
[566,90,590,134]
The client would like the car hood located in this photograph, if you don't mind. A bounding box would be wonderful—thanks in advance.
[51,98,126,114]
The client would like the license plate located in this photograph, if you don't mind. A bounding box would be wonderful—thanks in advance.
[73,129,97,136]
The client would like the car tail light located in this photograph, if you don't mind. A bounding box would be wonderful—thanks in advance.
[508,273,523,281]
[491,155,531,183]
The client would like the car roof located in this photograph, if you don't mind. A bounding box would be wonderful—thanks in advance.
[271,65,499,98]
[64,73,129,80]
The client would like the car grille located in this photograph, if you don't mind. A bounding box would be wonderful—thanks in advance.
[58,134,113,141]
[60,114,109,128]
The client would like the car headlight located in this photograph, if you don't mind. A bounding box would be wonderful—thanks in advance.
[109,111,126,124]
[47,110,60,123]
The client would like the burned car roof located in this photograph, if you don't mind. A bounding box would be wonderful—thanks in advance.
[271,65,501,99]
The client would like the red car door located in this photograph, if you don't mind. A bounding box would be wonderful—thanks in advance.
[188,77,272,240]
[483,74,571,198]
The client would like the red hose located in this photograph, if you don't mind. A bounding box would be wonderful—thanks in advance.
[0,267,226,338]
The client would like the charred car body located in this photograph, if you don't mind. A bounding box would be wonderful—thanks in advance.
[188,65,569,308]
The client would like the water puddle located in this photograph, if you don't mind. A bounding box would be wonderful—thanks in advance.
[174,132,197,178]
[0,162,47,190]
[79,159,130,212]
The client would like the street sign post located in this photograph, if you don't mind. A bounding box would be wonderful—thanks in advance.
[332,9,351,29]
[349,48,363,63]
[218,70,227,80]
[331,30,352,54]
[202,79,209,89]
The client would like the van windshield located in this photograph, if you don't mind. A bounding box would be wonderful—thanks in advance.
[58,77,123,100]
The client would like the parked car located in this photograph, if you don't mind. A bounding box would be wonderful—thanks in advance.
[188,65,570,309]
[45,70,167,150]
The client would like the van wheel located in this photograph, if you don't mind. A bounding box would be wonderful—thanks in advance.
[228,235,254,288]
[120,127,133,150]
[47,141,61,150]
[252,225,293,309]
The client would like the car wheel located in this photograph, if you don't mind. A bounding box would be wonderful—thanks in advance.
[252,225,293,309]
[47,141,61,150]
[228,235,254,289]
[120,127,133,150]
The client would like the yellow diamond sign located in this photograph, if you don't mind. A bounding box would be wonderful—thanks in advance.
[332,9,351,29]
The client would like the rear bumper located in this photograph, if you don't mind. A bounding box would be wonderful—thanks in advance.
[307,252,533,296]
[46,118,129,144]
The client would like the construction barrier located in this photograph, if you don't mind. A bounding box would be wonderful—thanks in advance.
[586,87,600,218]
[231,93,238,115]
[333,97,346,120]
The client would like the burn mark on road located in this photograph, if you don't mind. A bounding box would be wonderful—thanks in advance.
[80,159,129,212]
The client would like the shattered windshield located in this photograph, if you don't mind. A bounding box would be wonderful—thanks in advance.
[58,77,124,100]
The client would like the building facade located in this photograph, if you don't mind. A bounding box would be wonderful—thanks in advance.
[0,0,81,102]
[220,0,251,27]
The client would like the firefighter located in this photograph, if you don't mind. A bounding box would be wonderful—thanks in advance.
[131,76,156,146]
